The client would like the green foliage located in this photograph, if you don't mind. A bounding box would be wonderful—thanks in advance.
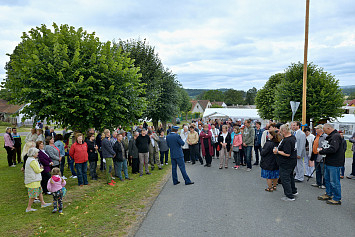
[272,62,344,122]
[224,89,245,106]
[177,86,191,113]
[197,89,224,101]
[255,73,284,119]
[2,23,146,132]
[245,87,257,105]
[211,104,223,108]
[347,91,355,100]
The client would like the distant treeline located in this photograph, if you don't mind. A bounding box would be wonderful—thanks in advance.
[341,85,355,96]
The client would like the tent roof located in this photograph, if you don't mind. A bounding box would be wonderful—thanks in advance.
[203,108,261,119]
[332,114,355,124]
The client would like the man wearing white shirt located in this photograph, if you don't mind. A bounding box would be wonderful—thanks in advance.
[304,127,315,178]
[292,121,307,182]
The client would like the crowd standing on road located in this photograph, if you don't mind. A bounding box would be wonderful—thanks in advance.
[3,117,354,213]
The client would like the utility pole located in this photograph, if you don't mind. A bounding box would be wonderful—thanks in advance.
[302,0,310,130]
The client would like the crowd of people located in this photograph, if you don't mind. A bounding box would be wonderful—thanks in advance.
[3,118,354,212]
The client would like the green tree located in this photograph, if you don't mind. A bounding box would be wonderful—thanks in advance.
[347,91,355,100]
[178,87,192,120]
[224,89,245,106]
[2,23,146,132]
[245,87,257,105]
[273,62,344,122]
[117,39,163,122]
[198,89,224,102]
[211,104,223,108]
[255,73,284,119]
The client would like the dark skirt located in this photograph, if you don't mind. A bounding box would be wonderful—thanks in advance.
[261,168,279,179]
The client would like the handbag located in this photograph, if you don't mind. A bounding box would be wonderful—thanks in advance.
[216,145,221,152]
[233,146,239,152]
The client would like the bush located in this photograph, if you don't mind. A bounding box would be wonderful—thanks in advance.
[0,121,12,126]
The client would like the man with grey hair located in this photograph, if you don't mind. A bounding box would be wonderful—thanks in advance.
[309,124,327,188]
[148,130,162,170]
[291,121,306,182]
[317,123,344,205]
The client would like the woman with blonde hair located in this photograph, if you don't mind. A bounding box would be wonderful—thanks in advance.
[22,128,38,161]
[36,129,45,143]
[274,124,298,201]
[217,125,231,169]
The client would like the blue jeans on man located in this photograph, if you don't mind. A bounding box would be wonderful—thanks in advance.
[315,161,325,186]
[75,162,88,186]
[114,159,129,180]
[244,146,253,169]
[324,164,341,201]
[171,157,192,185]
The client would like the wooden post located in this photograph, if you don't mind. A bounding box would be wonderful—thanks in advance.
[302,0,310,130]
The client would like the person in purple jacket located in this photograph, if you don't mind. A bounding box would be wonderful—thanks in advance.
[36,141,53,195]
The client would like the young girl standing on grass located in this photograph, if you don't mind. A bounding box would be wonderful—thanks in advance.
[47,167,66,214]
[24,147,52,212]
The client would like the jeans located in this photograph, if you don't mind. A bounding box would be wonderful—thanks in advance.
[60,156,65,177]
[279,160,297,199]
[114,160,129,180]
[89,161,97,178]
[340,167,345,176]
[75,162,88,186]
[160,150,169,164]
[324,164,342,201]
[171,157,192,185]
[315,161,325,186]
[233,151,240,166]
[254,145,261,163]
[67,156,77,176]
[244,146,253,169]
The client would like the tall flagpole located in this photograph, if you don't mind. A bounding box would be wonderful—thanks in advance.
[302,0,310,130]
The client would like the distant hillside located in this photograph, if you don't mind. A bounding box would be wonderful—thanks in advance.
[185,88,229,98]
[341,85,355,95]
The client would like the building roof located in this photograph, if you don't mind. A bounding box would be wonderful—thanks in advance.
[190,100,198,111]
[203,108,261,119]
[330,114,355,124]
[211,101,224,106]
[348,99,355,106]
[0,99,23,114]
[197,100,210,110]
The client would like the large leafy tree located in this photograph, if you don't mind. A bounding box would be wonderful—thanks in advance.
[197,89,224,102]
[117,39,163,122]
[272,62,344,122]
[245,87,257,105]
[224,89,245,106]
[255,73,284,119]
[2,23,146,132]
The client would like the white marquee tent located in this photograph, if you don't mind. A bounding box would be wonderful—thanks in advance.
[329,114,355,138]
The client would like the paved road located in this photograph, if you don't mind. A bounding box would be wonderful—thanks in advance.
[135,158,355,237]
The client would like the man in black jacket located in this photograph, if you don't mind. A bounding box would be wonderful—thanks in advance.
[347,132,355,179]
[12,128,22,164]
[135,129,151,176]
[113,134,131,181]
[317,124,344,205]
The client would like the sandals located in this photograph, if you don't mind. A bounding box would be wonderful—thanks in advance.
[265,187,273,192]
[273,186,277,191]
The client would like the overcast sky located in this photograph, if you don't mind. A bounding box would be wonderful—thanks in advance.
[1,0,354,90]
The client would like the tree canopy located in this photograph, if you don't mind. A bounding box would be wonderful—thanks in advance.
[256,62,344,123]
[2,23,146,132]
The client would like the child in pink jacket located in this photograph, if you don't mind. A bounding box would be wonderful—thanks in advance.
[231,127,243,169]
[47,168,66,214]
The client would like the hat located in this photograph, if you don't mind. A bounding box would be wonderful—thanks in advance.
[240,125,245,128]
[118,130,126,134]
[172,126,180,130]
[338,130,343,133]
[315,124,323,129]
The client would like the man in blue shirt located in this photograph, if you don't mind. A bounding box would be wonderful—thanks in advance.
[166,126,194,185]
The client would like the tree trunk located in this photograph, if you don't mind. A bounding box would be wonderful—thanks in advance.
[152,120,158,131]
[162,121,167,132]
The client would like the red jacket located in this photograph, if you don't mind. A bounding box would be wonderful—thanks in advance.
[69,142,88,163]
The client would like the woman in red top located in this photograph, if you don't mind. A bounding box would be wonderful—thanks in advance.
[69,133,89,186]
[199,124,214,167]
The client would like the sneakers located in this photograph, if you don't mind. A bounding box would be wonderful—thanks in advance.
[33,199,41,203]
[246,168,251,172]
[165,163,168,165]
[52,208,58,213]
[281,197,295,201]
[234,165,240,170]
[46,192,52,195]
[25,208,37,212]
[108,182,115,186]
[293,192,299,196]
[346,175,355,179]
[326,199,341,205]
[41,203,52,208]
[70,175,77,179]
[311,183,319,187]
[10,164,16,167]
[62,176,68,180]
[319,185,326,189]
[59,210,63,214]
[318,194,331,201]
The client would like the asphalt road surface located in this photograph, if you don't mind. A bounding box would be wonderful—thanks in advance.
[135,157,355,237]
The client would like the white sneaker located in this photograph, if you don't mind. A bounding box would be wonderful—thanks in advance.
[70,175,77,179]
[33,199,41,203]
[46,192,51,195]
[311,183,319,187]
[112,177,116,180]
[10,165,16,167]
[293,192,299,196]
[165,163,168,165]
[319,185,326,189]
[281,197,295,201]
[62,176,67,180]
[26,208,37,212]
[246,168,251,172]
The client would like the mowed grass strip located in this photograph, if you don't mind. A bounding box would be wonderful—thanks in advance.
[0,136,171,237]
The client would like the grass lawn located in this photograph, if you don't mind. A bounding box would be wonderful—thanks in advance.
[0,126,32,133]
[0,136,171,237]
